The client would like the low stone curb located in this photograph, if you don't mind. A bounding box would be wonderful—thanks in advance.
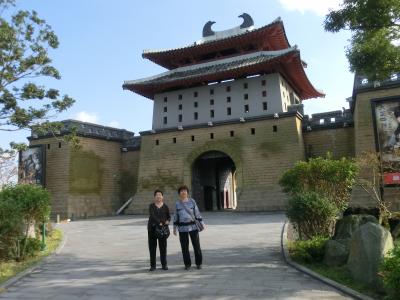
[281,220,376,300]
[0,225,67,292]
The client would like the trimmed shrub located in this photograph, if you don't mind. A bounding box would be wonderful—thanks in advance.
[287,192,338,239]
[280,155,358,211]
[0,184,51,261]
[380,243,400,300]
[289,236,328,263]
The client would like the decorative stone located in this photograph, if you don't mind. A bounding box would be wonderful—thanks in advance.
[324,239,349,266]
[334,214,378,240]
[347,222,394,286]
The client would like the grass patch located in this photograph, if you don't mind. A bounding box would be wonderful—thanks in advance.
[291,257,385,299]
[0,228,63,285]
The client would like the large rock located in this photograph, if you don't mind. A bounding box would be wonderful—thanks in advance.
[334,214,378,240]
[324,239,349,267]
[347,222,394,286]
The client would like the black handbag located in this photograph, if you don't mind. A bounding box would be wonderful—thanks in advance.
[154,224,170,239]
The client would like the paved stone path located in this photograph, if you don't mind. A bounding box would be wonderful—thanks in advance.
[0,213,352,299]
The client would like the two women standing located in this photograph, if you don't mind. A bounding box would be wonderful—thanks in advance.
[147,185,205,271]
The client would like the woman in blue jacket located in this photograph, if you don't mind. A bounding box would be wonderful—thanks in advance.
[173,185,205,270]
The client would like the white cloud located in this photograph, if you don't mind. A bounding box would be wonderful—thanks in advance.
[279,0,342,16]
[108,121,121,128]
[73,111,99,124]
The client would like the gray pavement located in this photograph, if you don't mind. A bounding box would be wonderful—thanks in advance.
[0,212,352,299]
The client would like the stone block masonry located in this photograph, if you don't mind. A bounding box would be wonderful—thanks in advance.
[126,113,306,214]
[31,136,138,220]
[30,138,70,220]
[303,127,354,159]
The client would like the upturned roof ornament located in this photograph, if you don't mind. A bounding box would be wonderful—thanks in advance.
[202,13,254,38]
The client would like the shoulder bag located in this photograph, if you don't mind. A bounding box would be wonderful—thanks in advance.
[181,199,204,232]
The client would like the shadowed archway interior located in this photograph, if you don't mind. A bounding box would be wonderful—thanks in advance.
[192,151,236,211]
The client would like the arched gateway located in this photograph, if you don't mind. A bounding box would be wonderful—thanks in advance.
[192,151,237,211]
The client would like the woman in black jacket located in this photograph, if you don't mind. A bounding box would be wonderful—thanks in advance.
[148,189,171,271]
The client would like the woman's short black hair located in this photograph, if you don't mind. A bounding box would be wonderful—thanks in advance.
[177,185,189,194]
[154,189,163,197]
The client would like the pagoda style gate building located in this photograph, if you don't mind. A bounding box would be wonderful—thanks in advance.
[122,15,325,213]
[26,14,400,219]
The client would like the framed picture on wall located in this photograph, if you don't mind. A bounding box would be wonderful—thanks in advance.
[18,145,46,186]
[372,96,400,185]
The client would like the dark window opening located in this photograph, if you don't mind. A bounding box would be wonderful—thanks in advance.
[244,104,249,113]
[227,107,231,115]
[163,106,167,112]
[191,135,195,141]
[58,142,62,148]
[230,131,234,137]
[243,83,248,89]
[210,133,214,139]
[194,112,198,120]
[164,97,167,102]
[251,128,255,135]
[262,90,267,97]
[163,116,167,124]
[178,114,182,122]
[273,125,277,132]
[179,104,182,110]
[210,110,214,118]
[227,96,231,103]
[262,79,266,86]
[263,102,268,110]
[47,144,50,149]
[173,137,176,144]
[194,101,198,108]
[244,93,248,100]
[178,94,182,100]
[210,99,214,105]
[156,139,159,145]
[210,89,214,95]
[226,86,231,92]
[194,91,198,97]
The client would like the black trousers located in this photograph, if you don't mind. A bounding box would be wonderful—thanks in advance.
[179,230,202,267]
[148,230,167,268]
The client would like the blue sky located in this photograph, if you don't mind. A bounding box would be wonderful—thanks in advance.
[0,0,352,149]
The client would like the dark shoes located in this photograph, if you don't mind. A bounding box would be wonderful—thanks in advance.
[150,266,168,271]
[184,265,202,270]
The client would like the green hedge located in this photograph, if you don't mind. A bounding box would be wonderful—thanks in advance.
[279,155,357,211]
[287,192,338,239]
[0,184,51,261]
[289,236,329,264]
[380,243,400,300]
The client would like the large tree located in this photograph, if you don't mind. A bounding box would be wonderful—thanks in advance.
[0,0,74,140]
[324,0,400,82]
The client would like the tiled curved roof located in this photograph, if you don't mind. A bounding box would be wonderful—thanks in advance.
[123,47,324,100]
[142,18,290,69]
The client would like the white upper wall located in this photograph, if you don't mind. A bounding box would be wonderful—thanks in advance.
[152,73,299,130]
